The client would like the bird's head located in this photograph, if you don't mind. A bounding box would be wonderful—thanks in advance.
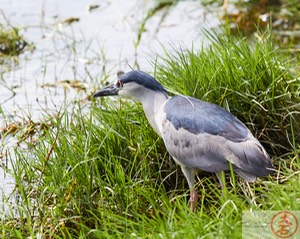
[93,71,168,101]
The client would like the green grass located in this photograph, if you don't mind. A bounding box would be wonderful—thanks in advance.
[1,32,300,238]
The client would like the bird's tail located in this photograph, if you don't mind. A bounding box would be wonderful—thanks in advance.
[227,135,273,181]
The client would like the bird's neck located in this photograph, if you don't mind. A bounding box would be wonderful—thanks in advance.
[139,91,169,137]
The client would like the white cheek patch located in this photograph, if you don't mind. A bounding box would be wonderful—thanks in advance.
[118,82,147,101]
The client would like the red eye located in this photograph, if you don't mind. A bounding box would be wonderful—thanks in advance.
[118,80,123,87]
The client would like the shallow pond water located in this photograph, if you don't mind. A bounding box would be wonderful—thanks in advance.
[0,0,220,117]
[0,0,221,214]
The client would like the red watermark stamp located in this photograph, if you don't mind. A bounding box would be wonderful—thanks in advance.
[270,211,298,238]
[242,210,300,239]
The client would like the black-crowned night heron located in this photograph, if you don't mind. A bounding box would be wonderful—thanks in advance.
[94,70,273,211]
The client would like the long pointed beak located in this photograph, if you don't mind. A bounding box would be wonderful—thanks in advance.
[93,84,119,97]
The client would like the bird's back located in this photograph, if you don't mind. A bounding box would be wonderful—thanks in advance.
[160,95,272,181]
[164,96,248,142]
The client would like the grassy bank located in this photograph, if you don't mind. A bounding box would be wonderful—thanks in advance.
[1,32,300,238]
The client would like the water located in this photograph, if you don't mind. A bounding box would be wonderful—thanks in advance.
[0,0,220,214]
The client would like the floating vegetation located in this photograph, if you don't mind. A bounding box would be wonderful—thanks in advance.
[1,118,53,145]
[87,4,100,12]
[61,17,80,25]
[0,24,29,56]
[41,79,88,93]
[1,122,21,136]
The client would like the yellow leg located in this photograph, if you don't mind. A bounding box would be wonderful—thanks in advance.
[181,166,198,212]
[189,187,199,212]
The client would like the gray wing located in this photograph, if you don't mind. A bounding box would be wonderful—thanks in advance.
[164,95,248,142]
[161,96,272,180]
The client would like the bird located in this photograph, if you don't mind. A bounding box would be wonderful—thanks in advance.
[93,70,273,211]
